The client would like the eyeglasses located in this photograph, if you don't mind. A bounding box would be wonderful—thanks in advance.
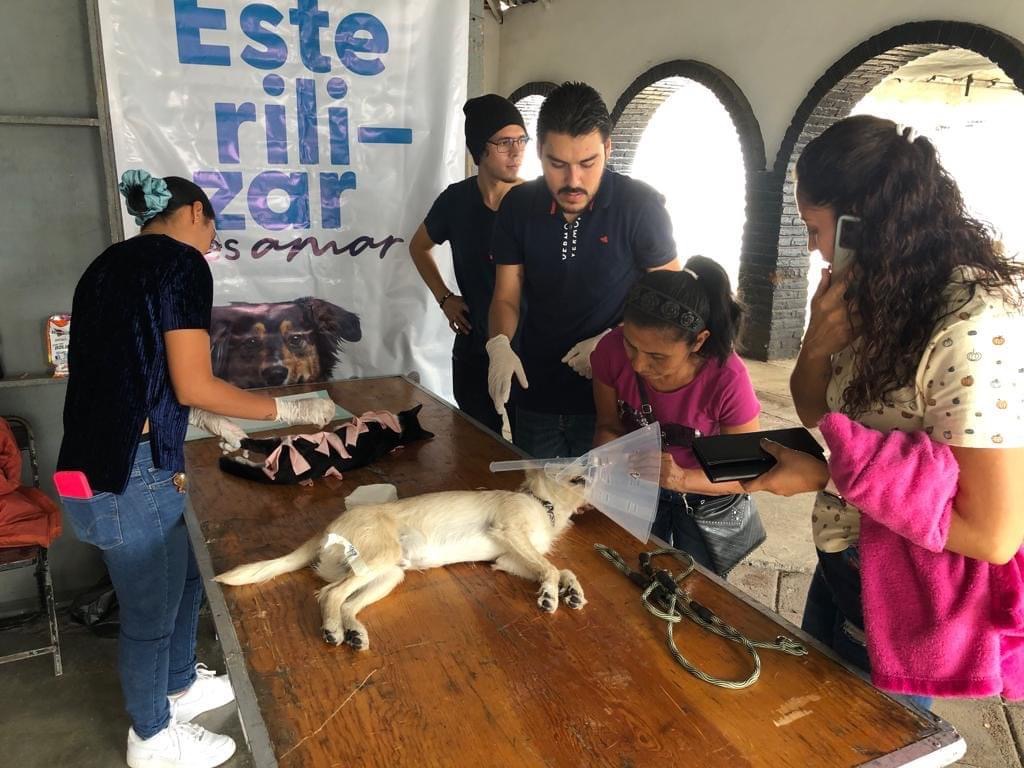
[487,136,531,154]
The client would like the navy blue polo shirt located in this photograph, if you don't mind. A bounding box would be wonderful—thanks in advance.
[492,169,676,414]
[58,235,213,494]
[424,176,497,358]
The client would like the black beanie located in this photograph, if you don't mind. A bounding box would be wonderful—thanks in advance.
[463,94,526,164]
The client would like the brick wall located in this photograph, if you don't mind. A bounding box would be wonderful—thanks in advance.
[757,21,1024,359]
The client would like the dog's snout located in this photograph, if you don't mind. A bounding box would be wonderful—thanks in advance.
[262,365,289,386]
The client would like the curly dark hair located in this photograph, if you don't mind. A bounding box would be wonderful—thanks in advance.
[796,114,1023,416]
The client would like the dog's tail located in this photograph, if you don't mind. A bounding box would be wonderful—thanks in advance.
[214,535,320,586]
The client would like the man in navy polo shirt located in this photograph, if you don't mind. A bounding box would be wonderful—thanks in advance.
[487,81,679,458]
[408,95,528,433]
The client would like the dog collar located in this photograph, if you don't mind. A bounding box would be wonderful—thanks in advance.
[527,492,556,526]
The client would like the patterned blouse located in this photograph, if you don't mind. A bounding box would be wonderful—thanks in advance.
[813,266,1024,552]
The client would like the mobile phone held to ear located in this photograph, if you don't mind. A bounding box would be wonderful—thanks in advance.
[832,214,861,278]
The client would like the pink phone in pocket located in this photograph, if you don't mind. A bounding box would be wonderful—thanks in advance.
[53,470,94,499]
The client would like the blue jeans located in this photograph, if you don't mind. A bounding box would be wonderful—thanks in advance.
[514,407,596,459]
[802,548,932,713]
[60,441,202,738]
[652,489,716,572]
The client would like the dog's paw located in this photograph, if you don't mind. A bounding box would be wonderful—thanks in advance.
[558,570,586,610]
[322,627,343,646]
[537,587,558,613]
[344,628,369,651]
[560,585,587,610]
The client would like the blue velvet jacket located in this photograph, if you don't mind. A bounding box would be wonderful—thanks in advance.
[57,235,213,494]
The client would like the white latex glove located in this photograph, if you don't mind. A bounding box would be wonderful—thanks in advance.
[274,396,337,428]
[561,329,612,379]
[486,335,527,441]
[188,408,248,453]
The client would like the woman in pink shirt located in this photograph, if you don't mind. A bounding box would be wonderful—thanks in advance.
[591,256,761,573]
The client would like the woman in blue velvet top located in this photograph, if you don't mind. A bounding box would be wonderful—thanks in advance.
[57,171,336,768]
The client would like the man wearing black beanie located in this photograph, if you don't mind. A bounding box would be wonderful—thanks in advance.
[408,94,528,434]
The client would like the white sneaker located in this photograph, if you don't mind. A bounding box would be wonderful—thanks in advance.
[170,663,236,724]
[126,722,236,768]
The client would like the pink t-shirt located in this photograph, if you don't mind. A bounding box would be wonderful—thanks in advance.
[591,327,761,468]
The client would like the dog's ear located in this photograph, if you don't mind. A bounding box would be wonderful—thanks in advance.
[209,306,234,377]
[295,297,362,380]
[297,297,362,343]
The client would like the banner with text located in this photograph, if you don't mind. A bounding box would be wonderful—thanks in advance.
[99,0,468,398]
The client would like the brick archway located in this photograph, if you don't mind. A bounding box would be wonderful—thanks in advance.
[749,21,1024,359]
[508,81,558,133]
[508,81,558,105]
[609,60,766,176]
[609,61,765,341]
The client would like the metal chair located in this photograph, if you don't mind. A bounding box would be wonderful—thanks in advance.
[0,416,63,676]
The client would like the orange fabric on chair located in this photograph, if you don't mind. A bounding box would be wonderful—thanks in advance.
[0,419,62,548]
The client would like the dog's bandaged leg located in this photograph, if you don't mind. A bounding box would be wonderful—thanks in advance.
[319,532,369,578]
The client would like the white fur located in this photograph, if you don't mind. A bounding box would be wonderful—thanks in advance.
[214,471,588,650]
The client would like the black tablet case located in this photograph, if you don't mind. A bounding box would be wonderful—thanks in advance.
[692,427,825,483]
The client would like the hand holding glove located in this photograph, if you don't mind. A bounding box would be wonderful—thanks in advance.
[274,396,337,428]
[188,408,248,453]
[561,329,612,379]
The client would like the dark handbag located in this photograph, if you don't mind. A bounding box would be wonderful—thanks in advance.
[684,493,766,575]
[634,373,766,575]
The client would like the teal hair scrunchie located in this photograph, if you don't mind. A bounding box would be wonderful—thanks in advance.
[118,169,172,226]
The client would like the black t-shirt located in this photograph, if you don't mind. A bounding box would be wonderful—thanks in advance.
[491,170,676,414]
[423,176,497,357]
[58,235,213,493]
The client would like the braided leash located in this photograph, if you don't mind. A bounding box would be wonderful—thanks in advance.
[595,544,807,689]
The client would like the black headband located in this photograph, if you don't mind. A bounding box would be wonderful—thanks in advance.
[626,284,705,333]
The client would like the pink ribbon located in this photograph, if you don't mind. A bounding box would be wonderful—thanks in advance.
[258,411,401,481]
[261,436,313,481]
[341,410,401,447]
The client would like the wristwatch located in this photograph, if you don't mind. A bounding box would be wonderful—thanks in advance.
[822,476,847,507]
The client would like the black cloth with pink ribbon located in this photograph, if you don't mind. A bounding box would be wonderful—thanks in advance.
[218,406,433,485]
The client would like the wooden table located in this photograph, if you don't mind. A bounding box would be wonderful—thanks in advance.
[185,377,965,768]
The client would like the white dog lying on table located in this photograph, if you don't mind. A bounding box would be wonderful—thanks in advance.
[214,471,589,650]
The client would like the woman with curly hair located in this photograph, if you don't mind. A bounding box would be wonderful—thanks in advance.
[747,114,1024,708]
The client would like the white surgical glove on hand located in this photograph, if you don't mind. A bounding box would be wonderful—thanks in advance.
[188,408,248,453]
[486,334,528,441]
[274,396,336,428]
[561,329,612,379]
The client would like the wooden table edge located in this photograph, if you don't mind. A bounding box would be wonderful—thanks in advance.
[186,498,278,768]
[693,561,965,766]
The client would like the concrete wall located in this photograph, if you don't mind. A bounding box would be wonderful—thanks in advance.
[496,0,1024,170]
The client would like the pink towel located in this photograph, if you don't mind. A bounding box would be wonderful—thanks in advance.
[819,413,1024,699]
